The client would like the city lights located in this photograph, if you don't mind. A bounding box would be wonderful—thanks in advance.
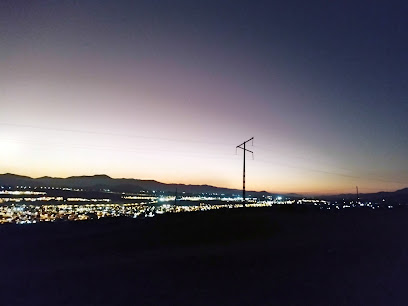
[0,185,398,225]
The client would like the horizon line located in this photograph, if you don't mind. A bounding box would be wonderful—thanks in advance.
[1,172,405,197]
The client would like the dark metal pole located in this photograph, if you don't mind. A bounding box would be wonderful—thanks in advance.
[236,137,254,206]
[243,141,246,203]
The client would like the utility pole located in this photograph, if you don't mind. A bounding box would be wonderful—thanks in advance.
[236,137,254,205]
[356,186,359,204]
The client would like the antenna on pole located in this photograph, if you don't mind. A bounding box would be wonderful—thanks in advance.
[236,137,254,206]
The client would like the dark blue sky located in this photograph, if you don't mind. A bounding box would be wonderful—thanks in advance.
[1,0,407,194]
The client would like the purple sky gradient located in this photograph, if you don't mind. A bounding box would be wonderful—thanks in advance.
[1,1,407,194]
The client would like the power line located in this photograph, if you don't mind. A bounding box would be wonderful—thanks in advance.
[2,123,406,186]
[0,122,236,147]
[254,145,353,174]
[253,157,408,185]
[236,137,254,204]
[0,137,238,161]
[2,135,406,185]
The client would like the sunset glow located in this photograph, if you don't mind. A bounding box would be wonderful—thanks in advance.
[1,1,407,195]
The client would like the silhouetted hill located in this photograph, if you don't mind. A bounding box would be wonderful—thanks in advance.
[0,173,272,196]
[2,207,408,305]
[2,173,406,202]
[323,188,408,205]
[395,187,408,194]
[1,173,33,184]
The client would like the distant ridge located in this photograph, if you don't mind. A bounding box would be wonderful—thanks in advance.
[395,188,408,194]
[1,173,406,201]
[321,187,408,204]
[0,173,272,196]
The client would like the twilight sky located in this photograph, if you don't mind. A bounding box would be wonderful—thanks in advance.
[1,0,407,195]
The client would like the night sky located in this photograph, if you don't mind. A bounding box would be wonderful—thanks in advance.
[1,0,407,194]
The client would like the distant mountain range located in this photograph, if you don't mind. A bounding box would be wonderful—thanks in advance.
[1,173,407,203]
[322,188,408,204]
[0,173,272,197]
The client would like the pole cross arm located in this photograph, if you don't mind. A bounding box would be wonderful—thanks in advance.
[236,146,253,154]
[236,137,254,148]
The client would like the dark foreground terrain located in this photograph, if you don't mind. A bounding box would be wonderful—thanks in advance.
[1,207,408,305]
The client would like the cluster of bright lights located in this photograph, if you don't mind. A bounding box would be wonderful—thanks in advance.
[0,196,64,204]
[0,190,47,195]
[4,186,84,192]
[326,201,392,210]
[122,195,156,200]
[0,187,400,225]
[0,203,152,224]
[66,198,111,202]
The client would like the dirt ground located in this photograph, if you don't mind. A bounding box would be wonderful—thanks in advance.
[1,207,408,305]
